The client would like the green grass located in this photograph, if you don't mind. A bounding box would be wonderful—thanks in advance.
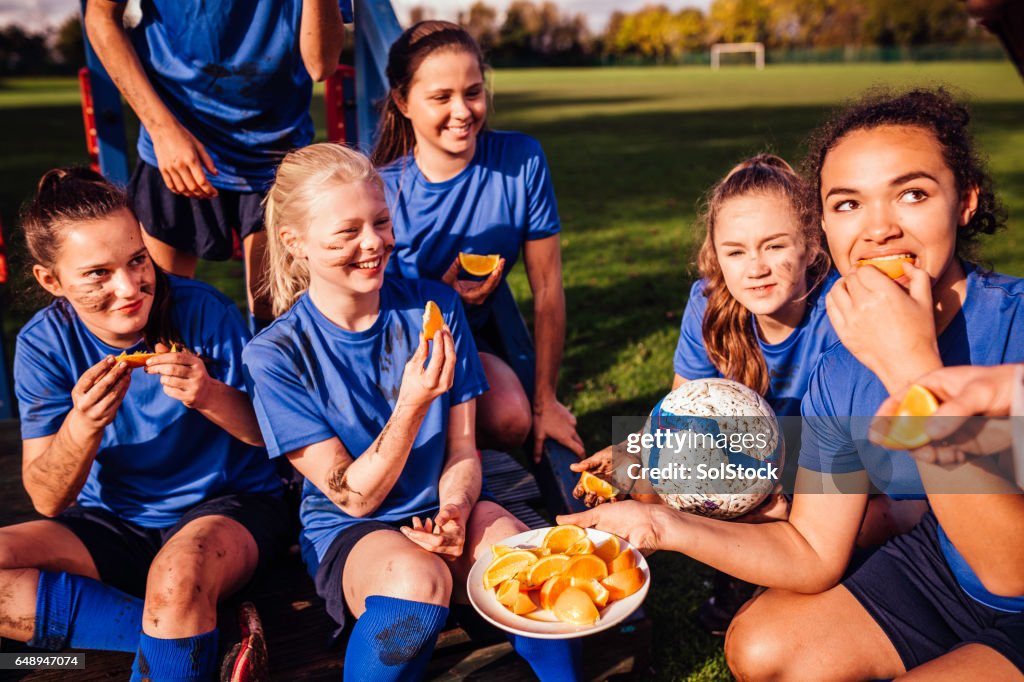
[2,62,1023,680]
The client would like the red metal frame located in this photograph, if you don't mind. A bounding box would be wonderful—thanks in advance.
[325,65,357,144]
[78,67,101,174]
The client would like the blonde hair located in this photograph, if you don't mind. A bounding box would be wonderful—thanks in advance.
[696,154,830,395]
[263,143,384,316]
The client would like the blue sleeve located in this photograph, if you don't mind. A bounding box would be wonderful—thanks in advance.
[339,0,353,23]
[181,288,252,391]
[798,356,864,474]
[13,328,74,440]
[673,280,718,379]
[439,287,489,405]
[243,341,337,459]
[524,138,561,240]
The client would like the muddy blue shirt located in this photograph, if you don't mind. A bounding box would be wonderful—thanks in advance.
[15,277,281,528]
[800,263,1024,612]
[243,279,488,574]
[380,130,561,330]
[120,0,344,191]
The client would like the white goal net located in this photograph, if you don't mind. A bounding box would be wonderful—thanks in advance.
[710,42,765,70]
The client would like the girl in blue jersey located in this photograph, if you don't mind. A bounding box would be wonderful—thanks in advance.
[372,21,583,462]
[1,168,288,681]
[243,143,581,682]
[560,89,1024,679]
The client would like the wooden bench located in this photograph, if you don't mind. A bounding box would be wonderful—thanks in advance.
[0,422,650,681]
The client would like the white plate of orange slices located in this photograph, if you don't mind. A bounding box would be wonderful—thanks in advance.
[467,525,650,639]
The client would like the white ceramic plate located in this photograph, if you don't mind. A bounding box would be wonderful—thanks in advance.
[466,527,650,639]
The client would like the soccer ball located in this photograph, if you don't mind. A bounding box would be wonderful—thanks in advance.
[638,378,782,519]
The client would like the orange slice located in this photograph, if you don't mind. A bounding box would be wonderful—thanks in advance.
[541,525,587,553]
[483,550,538,590]
[115,343,182,369]
[524,554,571,589]
[552,587,599,626]
[594,536,620,563]
[565,537,596,556]
[601,567,644,601]
[491,544,514,558]
[539,575,573,611]
[571,578,610,608]
[579,471,618,500]
[878,384,940,450]
[564,554,609,581]
[495,579,521,606]
[857,256,913,280]
[510,592,537,615]
[458,252,500,277]
[422,300,443,341]
[607,548,637,574]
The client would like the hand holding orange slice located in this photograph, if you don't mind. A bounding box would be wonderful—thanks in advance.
[877,384,940,449]
[856,256,914,280]
[421,300,443,341]
[578,471,619,500]
[457,252,501,277]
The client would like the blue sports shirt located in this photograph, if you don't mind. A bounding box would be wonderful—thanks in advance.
[243,278,489,574]
[15,277,281,528]
[121,0,320,192]
[673,272,839,417]
[800,263,1024,612]
[379,130,561,329]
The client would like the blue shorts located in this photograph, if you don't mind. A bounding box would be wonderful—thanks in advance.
[129,161,266,261]
[844,512,1024,672]
[55,493,291,598]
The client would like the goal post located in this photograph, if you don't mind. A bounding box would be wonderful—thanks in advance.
[710,42,765,70]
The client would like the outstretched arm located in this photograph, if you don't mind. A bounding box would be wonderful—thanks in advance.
[84,0,218,198]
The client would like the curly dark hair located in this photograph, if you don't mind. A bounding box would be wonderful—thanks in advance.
[801,87,1006,262]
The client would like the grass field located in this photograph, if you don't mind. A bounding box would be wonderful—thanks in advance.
[2,61,1023,680]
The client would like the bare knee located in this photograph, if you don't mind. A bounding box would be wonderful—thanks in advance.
[480,397,532,450]
[146,541,218,619]
[726,594,789,681]
[376,552,452,606]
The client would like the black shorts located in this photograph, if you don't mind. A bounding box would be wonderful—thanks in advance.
[313,492,500,633]
[844,511,1024,672]
[55,493,291,598]
[129,161,266,261]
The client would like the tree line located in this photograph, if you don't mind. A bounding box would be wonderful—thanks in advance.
[424,0,998,65]
[0,0,1001,75]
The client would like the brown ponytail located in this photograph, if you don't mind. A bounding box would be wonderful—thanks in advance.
[696,154,830,395]
[20,166,180,348]
[371,20,487,167]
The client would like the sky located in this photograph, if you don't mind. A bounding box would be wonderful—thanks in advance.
[4,0,713,33]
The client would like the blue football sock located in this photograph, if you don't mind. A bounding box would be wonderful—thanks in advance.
[28,570,143,652]
[508,633,584,682]
[343,596,449,682]
[130,629,219,682]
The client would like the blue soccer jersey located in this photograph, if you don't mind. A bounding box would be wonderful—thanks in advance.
[14,277,281,528]
[120,0,315,191]
[379,130,561,329]
[243,278,488,573]
[799,262,1024,612]
[673,273,840,417]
